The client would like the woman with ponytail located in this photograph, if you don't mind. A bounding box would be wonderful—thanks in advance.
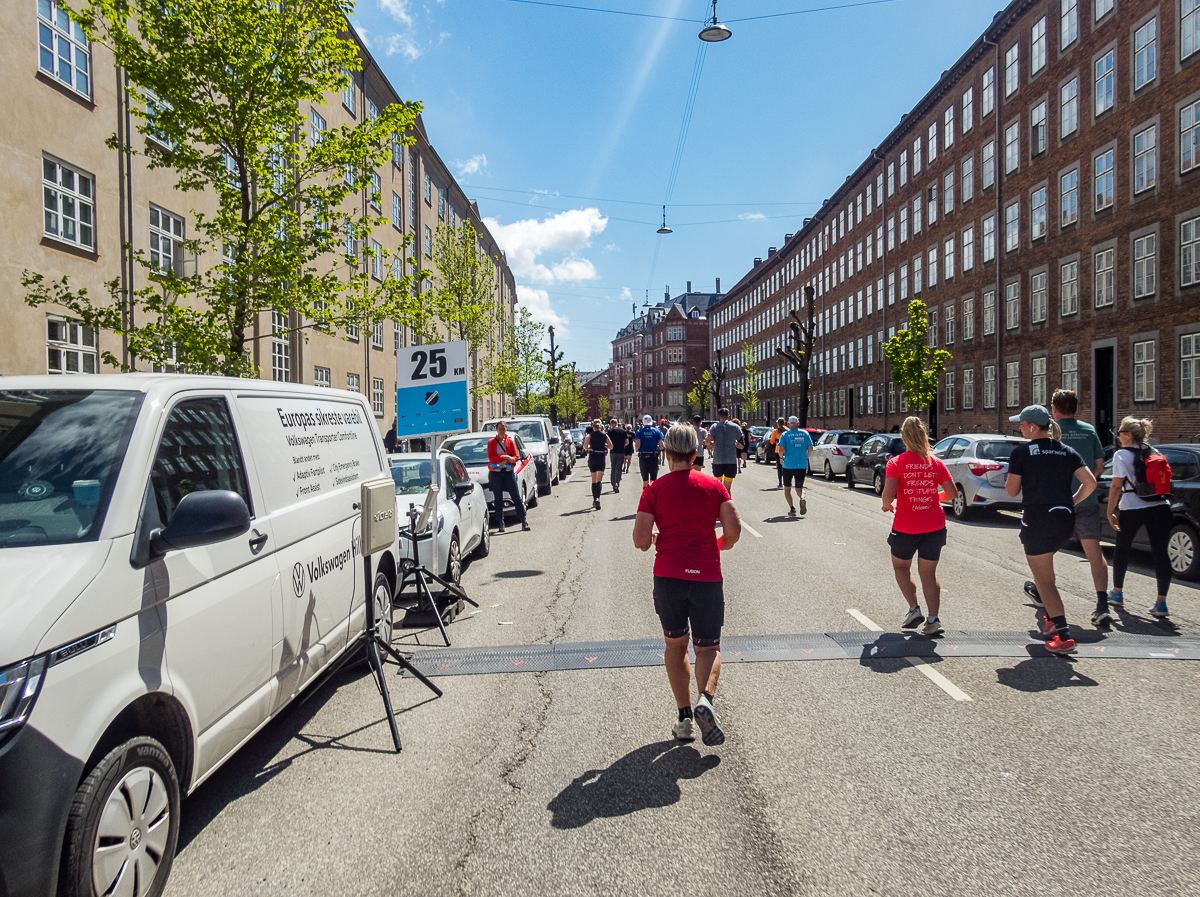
[881,416,957,635]
[1107,416,1173,617]
[586,419,613,511]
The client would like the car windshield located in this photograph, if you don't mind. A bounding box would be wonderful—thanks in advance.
[486,421,544,444]
[977,440,1021,461]
[0,389,143,548]
[389,459,434,495]
[442,437,491,466]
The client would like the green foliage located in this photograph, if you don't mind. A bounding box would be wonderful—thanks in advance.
[597,395,611,422]
[26,0,425,375]
[883,300,952,411]
[431,218,500,355]
[739,341,761,413]
[479,306,545,411]
[686,370,713,418]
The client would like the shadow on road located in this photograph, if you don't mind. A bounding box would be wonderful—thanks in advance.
[762,515,802,524]
[609,514,636,522]
[494,569,543,579]
[547,740,720,829]
[995,657,1099,691]
[559,508,594,517]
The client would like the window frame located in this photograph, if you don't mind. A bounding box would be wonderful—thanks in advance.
[42,156,96,251]
[37,0,92,99]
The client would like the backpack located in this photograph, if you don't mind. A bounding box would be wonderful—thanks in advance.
[1121,444,1172,500]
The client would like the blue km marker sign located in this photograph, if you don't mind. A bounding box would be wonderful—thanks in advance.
[395,340,470,438]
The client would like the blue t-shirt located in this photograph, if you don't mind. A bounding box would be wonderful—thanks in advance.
[778,428,814,468]
[635,427,663,452]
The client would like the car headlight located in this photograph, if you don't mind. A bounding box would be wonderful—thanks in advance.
[0,655,47,743]
[437,513,445,533]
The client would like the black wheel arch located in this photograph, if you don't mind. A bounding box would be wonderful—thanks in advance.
[85,692,195,795]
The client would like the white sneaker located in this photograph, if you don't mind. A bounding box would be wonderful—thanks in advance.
[922,617,944,636]
[901,606,924,629]
[693,695,725,746]
[672,717,695,742]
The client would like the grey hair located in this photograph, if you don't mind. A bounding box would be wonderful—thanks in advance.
[663,423,698,459]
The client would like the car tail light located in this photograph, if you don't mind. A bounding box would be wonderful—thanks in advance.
[831,446,844,456]
[968,462,1004,476]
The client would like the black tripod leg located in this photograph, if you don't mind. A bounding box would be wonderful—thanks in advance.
[422,571,478,607]
[376,640,444,697]
[417,569,453,646]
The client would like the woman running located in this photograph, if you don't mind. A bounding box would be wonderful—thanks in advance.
[1005,405,1097,655]
[633,424,741,745]
[738,419,752,469]
[1107,416,1173,618]
[586,419,613,510]
[881,416,957,635]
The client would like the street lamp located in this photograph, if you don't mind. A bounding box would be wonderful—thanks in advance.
[657,205,673,234]
[699,0,731,42]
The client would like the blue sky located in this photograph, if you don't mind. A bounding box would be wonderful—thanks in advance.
[352,0,1008,371]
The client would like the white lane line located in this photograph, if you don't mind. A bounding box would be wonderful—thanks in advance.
[845,608,974,703]
[741,522,763,539]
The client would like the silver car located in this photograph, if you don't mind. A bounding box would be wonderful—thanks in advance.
[932,434,1027,520]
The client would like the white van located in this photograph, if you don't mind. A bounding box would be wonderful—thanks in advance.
[0,375,401,897]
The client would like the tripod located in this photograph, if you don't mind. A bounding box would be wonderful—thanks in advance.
[398,503,478,646]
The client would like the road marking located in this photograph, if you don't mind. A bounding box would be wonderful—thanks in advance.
[742,521,762,538]
[846,608,974,703]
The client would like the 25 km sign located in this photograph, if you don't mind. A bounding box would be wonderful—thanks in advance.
[395,340,470,439]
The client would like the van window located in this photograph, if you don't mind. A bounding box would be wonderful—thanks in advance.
[0,389,142,547]
[150,398,252,525]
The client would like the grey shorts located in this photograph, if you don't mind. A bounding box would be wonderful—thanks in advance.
[1073,503,1102,541]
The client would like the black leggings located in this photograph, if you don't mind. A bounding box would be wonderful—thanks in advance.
[1113,503,1174,596]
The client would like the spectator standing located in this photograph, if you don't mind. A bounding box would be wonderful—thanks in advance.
[704,408,744,493]
[485,421,529,532]
[383,417,398,455]
[777,417,814,517]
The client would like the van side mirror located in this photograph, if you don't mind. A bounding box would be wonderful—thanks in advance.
[149,490,251,559]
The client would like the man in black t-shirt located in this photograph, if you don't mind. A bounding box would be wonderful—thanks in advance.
[607,419,629,492]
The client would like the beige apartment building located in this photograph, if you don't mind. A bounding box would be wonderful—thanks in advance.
[0,2,516,433]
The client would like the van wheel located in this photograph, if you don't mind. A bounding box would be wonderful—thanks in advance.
[873,472,884,496]
[372,571,394,645]
[475,521,491,558]
[445,533,462,585]
[61,736,180,897]
[1167,523,1198,580]
[824,461,834,482]
[952,486,971,520]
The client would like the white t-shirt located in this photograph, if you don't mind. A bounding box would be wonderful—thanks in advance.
[1112,446,1160,511]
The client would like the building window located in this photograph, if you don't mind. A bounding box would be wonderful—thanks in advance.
[1005,201,1020,252]
[982,141,996,188]
[944,370,956,410]
[314,366,330,388]
[900,150,909,185]
[1133,126,1157,193]
[963,297,975,340]
[1032,16,1047,74]
[373,321,384,349]
[46,316,97,374]
[1181,334,1200,399]
[423,170,431,204]
[37,0,91,97]
[1134,18,1156,89]
[963,368,975,409]
[1031,101,1047,156]
[1061,78,1079,137]
[1185,0,1200,59]
[983,289,996,335]
[1006,360,1021,407]
[983,66,996,116]
[1183,216,1200,286]
[943,172,954,216]
[888,381,896,413]
[1133,340,1156,401]
[900,208,909,242]
[1095,0,1114,20]
[1031,356,1047,405]
[1005,122,1020,174]
[1094,149,1114,210]
[1031,271,1048,322]
[1061,260,1080,315]
[984,364,997,409]
[963,86,974,131]
[945,305,956,344]
[1061,170,1079,225]
[887,162,895,195]
[1182,100,1200,173]
[1095,51,1115,116]
[944,106,955,148]
[272,311,290,382]
[1005,281,1021,330]
[983,215,996,262]
[963,226,975,271]
[962,156,974,202]
[1005,43,1020,97]
[370,239,383,280]
[1031,187,1047,240]
[346,373,360,393]
[42,158,95,250]
[913,256,923,293]
[149,206,184,275]
[310,109,326,146]
[928,124,938,163]
[372,378,384,415]
[392,192,402,229]
[913,136,923,174]
[424,225,432,258]
[342,72,356,114]
[1094,247,1115,306]
[929,247,939,287]
[1062,352,1078,393]
[900,265,909,300]
[1134,234,1157,298]
[944,237,955,280]
[1062,0,1078,48]
[438,187,446,219]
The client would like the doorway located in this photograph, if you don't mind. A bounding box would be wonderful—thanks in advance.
[1093,345,1115,445]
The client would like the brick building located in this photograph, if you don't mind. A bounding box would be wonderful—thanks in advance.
[577,368,611,420]
[711,0,1200,444]
[610,283,722,423]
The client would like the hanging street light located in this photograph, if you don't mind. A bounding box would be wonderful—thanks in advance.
[657,205,673,234]
[699,0,731,42]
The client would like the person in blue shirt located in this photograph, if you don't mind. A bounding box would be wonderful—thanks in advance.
[777,416,814,517]
[634,414,665,491]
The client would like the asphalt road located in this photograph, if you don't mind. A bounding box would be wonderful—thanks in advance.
[164,456,1200,897]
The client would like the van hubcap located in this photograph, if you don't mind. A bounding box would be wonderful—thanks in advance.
[93,767,170,897]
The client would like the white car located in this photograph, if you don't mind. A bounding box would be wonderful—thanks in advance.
[440,432,539,523]
[482,415,558,495]
[810,429,873,480]
[390,452,489,584]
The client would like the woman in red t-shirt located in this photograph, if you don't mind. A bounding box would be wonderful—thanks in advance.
[880,416,957,636]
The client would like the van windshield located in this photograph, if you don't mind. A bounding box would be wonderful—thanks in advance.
[0,390,143,548]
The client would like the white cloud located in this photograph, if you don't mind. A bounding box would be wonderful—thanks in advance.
[620,287,632,301]
[518,287,569,335]
[385,32,422,60]
[738,212,766,221]
[603,243,620,253]
[483,208,608,285]
[454,153,488,178]
[378,0,413,26]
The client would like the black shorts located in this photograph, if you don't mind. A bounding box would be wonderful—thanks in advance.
[1021,505,1076,556]
[712,463,738,478]
[653,576,724,646]
[639,453,660,480]
[781,467,807,488]
[587,453,606,472]
[888,527,948,561]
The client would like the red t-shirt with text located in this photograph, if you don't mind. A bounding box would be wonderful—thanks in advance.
[637,469,730,581]
[886,451,951,534]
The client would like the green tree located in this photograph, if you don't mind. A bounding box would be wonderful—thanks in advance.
[479,305,545,412]
[686,369,713,418]
[597,395,611,422]
[432,219,500,350]
[883,299,952,411]
[25,0,424,375]
[739,340,761,417]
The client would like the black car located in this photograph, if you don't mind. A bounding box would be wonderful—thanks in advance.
[1093,444,1200,580]
[847,434,907,495]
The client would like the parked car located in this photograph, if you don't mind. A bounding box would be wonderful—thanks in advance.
[847,434,907,494]
[932,434,1027,519]
[390,452,489,584]
[747,426,770,461]
[556,426,575,478]
[568,427,587,457]
[1093,444,1200,580]
[0,375,402,897]
[482,415,558,495]
[810,430,872,480]
[439,432,540,522]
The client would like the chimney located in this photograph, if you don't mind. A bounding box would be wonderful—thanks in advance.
[785,233,793,241]
[768,247,777,257]
[687,281,692,292]
[715,277,721,292]
[665,287,670,302]
[753,258,762,267]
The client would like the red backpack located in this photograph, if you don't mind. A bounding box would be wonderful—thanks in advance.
[1121,444,1172,501]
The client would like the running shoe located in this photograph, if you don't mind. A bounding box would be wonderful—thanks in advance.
[693,695,725,746]
[1045,635,1078,655]
[593,499,601,510]
[1150,601,1170,618]
[799,496,808,516]
[901,606,925,629]
[1039,618,1057,639]
[922,617,944,636]
[1091,607,1113,627]
[1023,581,1044,608]
[672,717,696,742]
[787,506,797,517]
[612,483,619,493]
[1107,590,1125,607]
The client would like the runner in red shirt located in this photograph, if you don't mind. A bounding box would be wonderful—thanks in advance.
[880,416,957,635]
[633,424,741,746]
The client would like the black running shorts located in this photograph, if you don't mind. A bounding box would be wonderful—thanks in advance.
[653,576,724,646]
[587,453,606,473]
[639,453,660,481]
[1020,505,1076,556]
[712,462,738,479]
[782,467,807,488]
[888,527,948,561]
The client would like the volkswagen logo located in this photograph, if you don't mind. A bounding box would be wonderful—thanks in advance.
[129,827,142,850]
[292,563,306,597]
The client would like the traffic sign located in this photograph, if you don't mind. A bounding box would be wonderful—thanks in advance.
[395,340,470,438]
